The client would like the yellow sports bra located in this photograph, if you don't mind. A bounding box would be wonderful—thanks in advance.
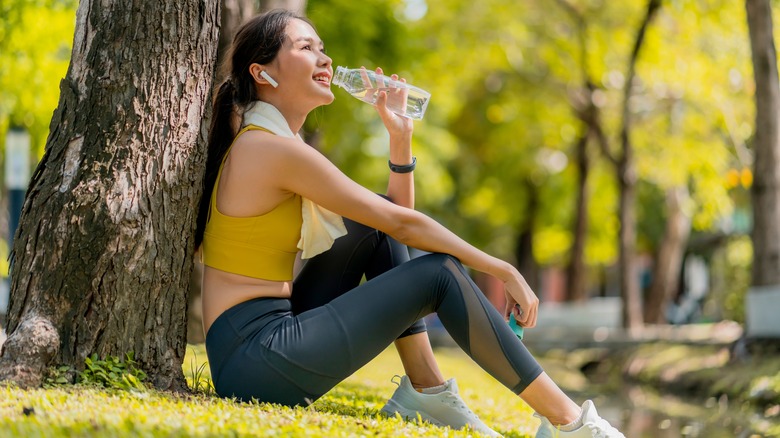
[202,125,302,281]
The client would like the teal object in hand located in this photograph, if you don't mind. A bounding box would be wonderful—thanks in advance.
[508,313,524,340]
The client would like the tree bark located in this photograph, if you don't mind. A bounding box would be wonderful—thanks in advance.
[644,186,691,323]
[746,0,780,286]
[0,0,220,389]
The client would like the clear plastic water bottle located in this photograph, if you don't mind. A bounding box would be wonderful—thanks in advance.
[331,66,431,120]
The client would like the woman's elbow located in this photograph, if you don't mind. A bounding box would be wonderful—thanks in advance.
[386,209,424,245]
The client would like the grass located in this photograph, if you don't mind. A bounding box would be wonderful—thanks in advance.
[0,345,539,437]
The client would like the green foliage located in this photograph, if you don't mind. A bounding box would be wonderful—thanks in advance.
[185,346,215,396]
[0,1,76,153]
[79,352,147,392]
[44,365,73,388]
[0,238,9,277]
[720,237,752,323]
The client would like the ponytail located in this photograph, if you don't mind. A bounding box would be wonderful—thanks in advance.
[194,78,239,248]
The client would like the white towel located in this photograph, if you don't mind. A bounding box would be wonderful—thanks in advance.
[242,100,347,259]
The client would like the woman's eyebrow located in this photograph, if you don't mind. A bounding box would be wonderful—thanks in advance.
[293,36,324,47]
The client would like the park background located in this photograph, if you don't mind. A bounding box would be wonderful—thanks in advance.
[0,0,779,437]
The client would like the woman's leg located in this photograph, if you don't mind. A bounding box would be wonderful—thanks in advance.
[256,255,543,400]
[312,253,580,423]
[292,216,444,388]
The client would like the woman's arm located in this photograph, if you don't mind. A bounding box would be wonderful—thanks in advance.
[385,131,414,208]
[373,68,415,209]
[249,133,538,327]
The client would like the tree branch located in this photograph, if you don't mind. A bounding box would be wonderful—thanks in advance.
[554,0,619,165]
[590,111,618,167]
[553,0,590,87]
[620,0,663,162]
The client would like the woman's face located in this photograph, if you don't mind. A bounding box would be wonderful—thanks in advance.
[267,19,334,109]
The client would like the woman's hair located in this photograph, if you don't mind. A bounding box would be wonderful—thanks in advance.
[195,9,306,248]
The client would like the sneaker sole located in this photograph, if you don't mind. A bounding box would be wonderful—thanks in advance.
[379,399,446,427]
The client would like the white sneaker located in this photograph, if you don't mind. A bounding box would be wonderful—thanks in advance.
[380,375,501,437]
[535,400,625,438]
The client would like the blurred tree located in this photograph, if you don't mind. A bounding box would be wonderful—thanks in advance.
[746,0,780,286]
[553,0,598,303]
[0,0,220,389]
[596,0,663,331]
[744,0,780,337]
[644,187,690,323]
[218,0,257,72]
[263,0,305,13]
[635,0,752,324]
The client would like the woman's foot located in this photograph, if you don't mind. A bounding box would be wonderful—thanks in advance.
[535,400,625,438]
[380,375,501,437]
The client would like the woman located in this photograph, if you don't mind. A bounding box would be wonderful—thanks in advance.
[196,9,624,438]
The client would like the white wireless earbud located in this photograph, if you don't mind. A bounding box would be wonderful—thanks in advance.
[260,71,279,88]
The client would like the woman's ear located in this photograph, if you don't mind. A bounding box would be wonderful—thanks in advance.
[249,63,278,88]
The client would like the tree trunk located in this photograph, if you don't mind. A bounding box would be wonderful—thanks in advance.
[0,0,220,389]
[617,157,643,331]
[259,0,306,14]
[218,0,256,70]
[515,180,539,292]
[565,130,591,302]
[617,0,662,331]
[644,186,691,323]
[554,0,593,303]
[746,0,780,286]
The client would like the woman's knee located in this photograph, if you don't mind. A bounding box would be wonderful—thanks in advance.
[410,253,463,278]
[419,252,461,267]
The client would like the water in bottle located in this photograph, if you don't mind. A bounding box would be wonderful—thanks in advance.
[331,66,431,120]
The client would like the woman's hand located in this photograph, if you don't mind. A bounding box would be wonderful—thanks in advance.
[502,268,539,328]
[364,67,413,139]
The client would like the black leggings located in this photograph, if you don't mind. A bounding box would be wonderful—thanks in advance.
[205,218,544,406]
[291,217,427,338]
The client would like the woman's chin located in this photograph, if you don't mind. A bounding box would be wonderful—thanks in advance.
[320,92,335,105]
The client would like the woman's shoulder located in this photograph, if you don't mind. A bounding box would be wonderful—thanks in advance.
[227,129,329,181]
[231,128,306,156]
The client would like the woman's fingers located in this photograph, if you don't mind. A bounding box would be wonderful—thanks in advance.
[503,298,515,322]
[517,294,538,328]
[505,273,539,328]
[376,67,388,89]
[359,66,372,87]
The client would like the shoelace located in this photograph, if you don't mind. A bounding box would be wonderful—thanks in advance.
[441,393,478,417]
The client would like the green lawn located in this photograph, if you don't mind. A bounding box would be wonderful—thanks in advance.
[0,345,539,437]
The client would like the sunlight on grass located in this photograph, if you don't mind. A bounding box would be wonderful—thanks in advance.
[0,344,539,437]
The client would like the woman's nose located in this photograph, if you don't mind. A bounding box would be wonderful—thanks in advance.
[320,52,332,67]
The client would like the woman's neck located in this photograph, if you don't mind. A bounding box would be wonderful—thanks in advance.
[260,97,307,134]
